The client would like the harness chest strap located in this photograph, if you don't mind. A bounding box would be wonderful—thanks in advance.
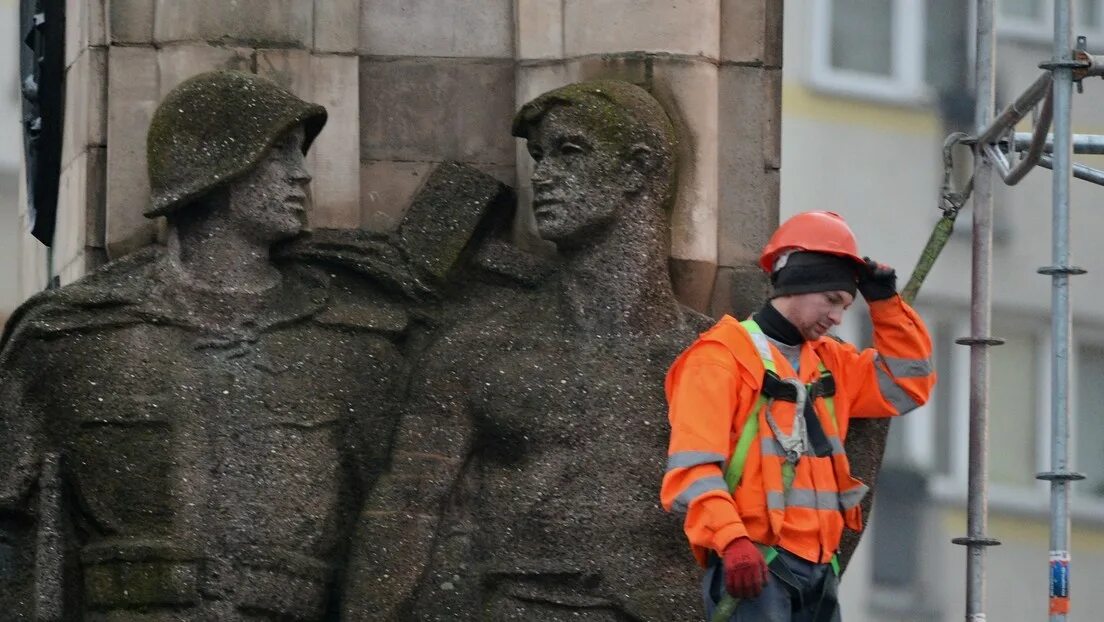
[709,319,856,622]
[721,324,839,494]
[722,319,842,570]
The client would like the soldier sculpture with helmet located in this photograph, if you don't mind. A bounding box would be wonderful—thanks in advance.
[0,70,424,620]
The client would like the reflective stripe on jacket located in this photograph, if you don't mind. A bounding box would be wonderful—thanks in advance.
[660,296,936,566]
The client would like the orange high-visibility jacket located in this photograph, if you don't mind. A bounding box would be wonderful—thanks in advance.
[660,296,936,566]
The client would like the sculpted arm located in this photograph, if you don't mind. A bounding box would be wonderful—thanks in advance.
[342,337,475,620]
[0,355,43,514]
[0,339,48,616]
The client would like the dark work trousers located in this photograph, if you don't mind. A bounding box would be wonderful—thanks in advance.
[702,547,842,622]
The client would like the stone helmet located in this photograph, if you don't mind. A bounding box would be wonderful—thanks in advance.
[144,69,328,218]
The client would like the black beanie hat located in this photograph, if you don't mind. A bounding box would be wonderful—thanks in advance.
[770,251,859,299]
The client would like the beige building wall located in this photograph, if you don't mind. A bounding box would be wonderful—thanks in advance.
[24,0,785,320]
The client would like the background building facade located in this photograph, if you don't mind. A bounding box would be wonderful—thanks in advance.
[791,2,1104,620]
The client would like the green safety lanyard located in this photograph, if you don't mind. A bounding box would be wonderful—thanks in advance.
[900,131,971,306]
[900,210,956,305]
[712,320,840,622]
[722,320,838,494]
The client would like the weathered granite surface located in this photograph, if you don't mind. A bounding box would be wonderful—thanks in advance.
[838,418,892,572]
[342,81,708,620]
[0,71,497,621]
[2,66,876,620]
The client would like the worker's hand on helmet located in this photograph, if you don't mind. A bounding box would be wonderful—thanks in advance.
[722,536,769,598]
[858,257,897,301]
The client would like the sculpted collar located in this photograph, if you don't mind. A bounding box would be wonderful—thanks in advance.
[151,255,330,341]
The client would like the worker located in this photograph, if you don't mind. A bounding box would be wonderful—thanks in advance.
[660,211,936,621]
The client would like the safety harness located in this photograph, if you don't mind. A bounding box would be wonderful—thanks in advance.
[711,319,841,622]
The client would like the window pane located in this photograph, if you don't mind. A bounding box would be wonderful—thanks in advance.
[871,466,927,588]
[1002,0,1042,20]
[932,322,955,477]
[1081,1,1102,29]
[1076,344,1104,498]
[989,328,1038,488]
[830,0,894,76]
[926,0,970,92]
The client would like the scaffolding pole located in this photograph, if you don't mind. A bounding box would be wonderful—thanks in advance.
[1014,132,1104,154]
[911,3,1104,619]
[953,2,999,621]
[1037,2,1085,621]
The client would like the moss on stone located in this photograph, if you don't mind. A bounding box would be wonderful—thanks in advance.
[145,70,327,218]
[512,79,679,211]
[512,80,676,160]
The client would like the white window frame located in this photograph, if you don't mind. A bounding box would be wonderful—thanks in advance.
[922,308,1104,523]
[997,0,1104,45]
[1068,324,1104,504]
[928,312,1051,506]
[808,0,931,105]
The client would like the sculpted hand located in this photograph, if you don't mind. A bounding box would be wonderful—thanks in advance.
[858,256,897,301]
[722,536,768,599]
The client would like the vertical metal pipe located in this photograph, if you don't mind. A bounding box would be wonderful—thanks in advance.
[1045,2,1076,621]
[966,1,996,620]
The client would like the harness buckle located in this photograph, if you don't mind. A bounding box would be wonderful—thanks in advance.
[764,378,809,464]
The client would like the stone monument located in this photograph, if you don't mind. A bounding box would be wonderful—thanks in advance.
[0,70,438,621]
[1,67,799,620]
[344,81,710,620]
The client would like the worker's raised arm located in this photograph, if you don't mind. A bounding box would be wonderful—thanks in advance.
[661,341,749,559]
[831,289,936,420]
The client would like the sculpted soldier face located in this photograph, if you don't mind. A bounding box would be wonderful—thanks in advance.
[223,125,312,243]
[527,105,637,248]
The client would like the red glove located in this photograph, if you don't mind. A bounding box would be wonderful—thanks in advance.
[722,536,768,598]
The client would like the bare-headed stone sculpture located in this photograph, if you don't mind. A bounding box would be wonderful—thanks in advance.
[0,70,452,620]
[344,80,710,620]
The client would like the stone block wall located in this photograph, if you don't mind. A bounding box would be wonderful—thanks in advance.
[39,0,109,294]
[27,0,782,316]
[358,0,517,232]
[511,0,783,316]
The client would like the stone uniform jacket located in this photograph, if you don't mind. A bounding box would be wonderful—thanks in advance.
[660,296,936,566]
[0,246,416,620]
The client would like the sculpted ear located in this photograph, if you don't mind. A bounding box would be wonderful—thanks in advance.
[624,143,656,193]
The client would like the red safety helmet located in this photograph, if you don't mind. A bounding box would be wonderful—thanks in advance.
[758,211,863,273]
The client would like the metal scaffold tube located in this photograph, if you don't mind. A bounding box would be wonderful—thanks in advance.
[1038,154,1104,186]
[1013,132,1104,154]
[1038,2,1086,621]
[952,2,1000,621]
[914,3,1102,618]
